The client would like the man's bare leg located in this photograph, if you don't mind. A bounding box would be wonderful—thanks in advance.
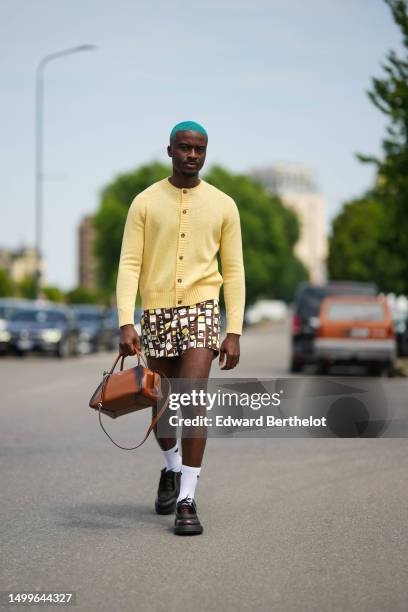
[146,355,180,451]
[177,348,215,467]
[147,355,184,516]
[172,347,214,534]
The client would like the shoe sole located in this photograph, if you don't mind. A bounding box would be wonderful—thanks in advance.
[174,524,203,536]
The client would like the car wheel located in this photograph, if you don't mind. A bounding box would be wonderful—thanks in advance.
[369,362,384,377]
[384,362,395,378]
[56,338,70,358]
[71,340,79,357]
[317,360,329,375]
[290,357,302,373]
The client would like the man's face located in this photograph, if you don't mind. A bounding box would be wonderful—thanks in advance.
[167,130,208,176]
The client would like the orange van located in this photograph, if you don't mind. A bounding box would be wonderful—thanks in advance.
[314,295,396,375]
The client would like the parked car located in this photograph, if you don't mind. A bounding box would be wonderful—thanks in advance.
[314,295,396,376]
[99,307,119,351]
[100,307,142,352]
[71,304,105,354]
[7,304,80,357]
[393,309,408,357]
[290,281,378,372]
[245,300,288,325]
[0,298,32,354]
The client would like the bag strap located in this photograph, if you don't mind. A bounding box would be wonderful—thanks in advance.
[97,352,172,451]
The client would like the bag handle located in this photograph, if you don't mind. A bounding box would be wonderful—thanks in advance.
[103,350,149,377]
[100,350,149,407]
[97,351,172,451]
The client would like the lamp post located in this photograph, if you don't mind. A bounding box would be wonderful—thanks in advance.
[34,44,97,299]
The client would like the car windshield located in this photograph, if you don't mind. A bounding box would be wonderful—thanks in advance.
[297,287,327,317]
[0,305,16,319]
[327,303,385,322]
[76,312,101,323]
[104,311,118,324]
[11,310,66,324]
[296,284,378,318]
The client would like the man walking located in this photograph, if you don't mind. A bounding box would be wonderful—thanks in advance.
[116,121,245,535]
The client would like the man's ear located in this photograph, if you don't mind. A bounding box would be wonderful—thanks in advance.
[167,144,172,158]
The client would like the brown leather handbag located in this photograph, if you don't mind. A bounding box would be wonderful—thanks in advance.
[89,351,171,450]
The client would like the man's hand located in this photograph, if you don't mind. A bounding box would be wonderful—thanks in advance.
[119,324,141,356]
[219,333,240,370]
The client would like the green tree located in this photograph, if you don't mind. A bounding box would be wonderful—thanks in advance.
[356,0,408,292]
[42,286,65,303]
[0,267,14,297]
[65,286,100,305]
[328,195,404,291]
[18,275,36,299]
[205,166,308,304]
[93,162,171,295]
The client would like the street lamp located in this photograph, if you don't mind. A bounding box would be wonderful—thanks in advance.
[34,44,97,299]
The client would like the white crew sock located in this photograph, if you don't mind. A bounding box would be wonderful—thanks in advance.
[177,464,201,502]
[162,442,182,472]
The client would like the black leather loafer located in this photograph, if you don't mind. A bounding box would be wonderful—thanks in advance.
[174,497,203,535]
[155,468,181,515]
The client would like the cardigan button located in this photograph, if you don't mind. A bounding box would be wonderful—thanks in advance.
[182,189,188,194]
[182,209,187,214]
[180,233,185,238]
[178,300,182,304]
[179,255,183,260]
[177,278,182,283]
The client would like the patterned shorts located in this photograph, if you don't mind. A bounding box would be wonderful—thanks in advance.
[140,299,221,359]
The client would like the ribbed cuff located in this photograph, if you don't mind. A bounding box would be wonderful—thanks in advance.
[226,325,242,335]
[118,309,135,328]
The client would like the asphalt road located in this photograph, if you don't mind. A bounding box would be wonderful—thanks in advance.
[1,322,408,612]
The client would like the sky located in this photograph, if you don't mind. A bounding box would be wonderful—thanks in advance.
[0,0,402,289]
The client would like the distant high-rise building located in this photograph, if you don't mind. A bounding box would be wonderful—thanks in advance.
[251,163,328,283]
[78,215,98,290]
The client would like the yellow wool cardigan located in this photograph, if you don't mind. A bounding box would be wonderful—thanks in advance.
[116,177,246,334]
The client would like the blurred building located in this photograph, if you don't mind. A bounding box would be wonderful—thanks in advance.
[78,215,98,290]
[251,163,328,283]
[0,246,46,283]
[0,249,11,272]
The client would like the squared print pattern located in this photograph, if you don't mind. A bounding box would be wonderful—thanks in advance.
[140,299,221,358]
